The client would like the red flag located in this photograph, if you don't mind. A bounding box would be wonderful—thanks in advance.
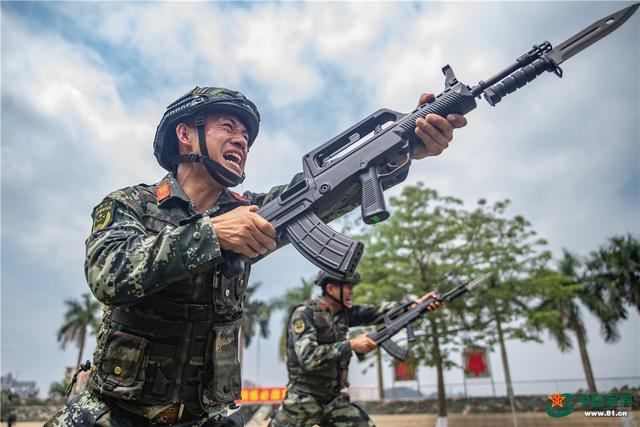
[463,347,490,378]
[394,355,417,381]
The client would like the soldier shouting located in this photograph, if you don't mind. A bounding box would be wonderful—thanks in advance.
[46,87,465,427]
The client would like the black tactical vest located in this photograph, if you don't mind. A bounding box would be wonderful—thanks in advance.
[86,185,250,416]
[285,299,351,397]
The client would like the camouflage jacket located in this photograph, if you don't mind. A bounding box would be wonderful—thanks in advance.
[286,297,398,398]
[84,172,358,418]
[87,172,307,305]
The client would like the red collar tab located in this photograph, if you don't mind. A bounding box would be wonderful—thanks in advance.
[156,182,172,202]
[230,191,249,203]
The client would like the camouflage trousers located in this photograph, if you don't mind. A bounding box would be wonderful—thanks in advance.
[269,390,375,427]
[44,390,242,427]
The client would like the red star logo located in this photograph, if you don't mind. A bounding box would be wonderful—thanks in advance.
[549,392,566,408]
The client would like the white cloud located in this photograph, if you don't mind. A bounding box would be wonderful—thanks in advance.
[243,129,305,191]
[1,1,638,398]
[310,3,397,59]
[2,14,158,278]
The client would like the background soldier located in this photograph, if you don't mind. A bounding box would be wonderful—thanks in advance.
[270,271,442,427]
[45,87,465,426]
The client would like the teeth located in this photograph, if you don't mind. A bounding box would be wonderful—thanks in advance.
[223,152,241,166]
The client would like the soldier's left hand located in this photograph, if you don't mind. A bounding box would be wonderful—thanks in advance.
[411,291,442,311]
[412,92,467,159]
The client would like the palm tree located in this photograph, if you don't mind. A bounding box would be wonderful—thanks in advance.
[240,282,272,366]
[536,251,601,393]
[57,293,102,369]
[535,239,638,395]
[270,278,316,361]
[584,234,640,336]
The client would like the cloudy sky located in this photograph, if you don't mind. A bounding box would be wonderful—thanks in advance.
[1,1,638,399]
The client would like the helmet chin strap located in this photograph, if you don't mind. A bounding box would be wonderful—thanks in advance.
[325,283,350,310]
[173,113,245,187]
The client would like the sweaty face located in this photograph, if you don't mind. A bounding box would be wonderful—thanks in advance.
[327,282,355,308]
[202,113,249,177]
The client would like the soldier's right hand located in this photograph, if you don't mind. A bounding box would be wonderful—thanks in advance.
[349,333,377,354]
[210,205,277,258]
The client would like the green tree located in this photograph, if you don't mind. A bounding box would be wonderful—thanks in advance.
[240,282,272,365]
[353,183,472,419]
[57,293,102,369]
[270,277,316,361]
[462,198,552,425]
[48,379,70,400]
[353,185,551,422]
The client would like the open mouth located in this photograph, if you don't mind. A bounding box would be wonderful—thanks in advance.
[222,151,243,175]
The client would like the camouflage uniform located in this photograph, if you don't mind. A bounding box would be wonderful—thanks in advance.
[270,297,398,427]
[46,173,357,427]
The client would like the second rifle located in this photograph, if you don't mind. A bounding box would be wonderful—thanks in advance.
[357,272,492,361]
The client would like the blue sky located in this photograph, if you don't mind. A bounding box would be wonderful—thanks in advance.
[1,1,638,398]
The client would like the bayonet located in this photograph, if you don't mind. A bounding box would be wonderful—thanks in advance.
[548,4,639,66]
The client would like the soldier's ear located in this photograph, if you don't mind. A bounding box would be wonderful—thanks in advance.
[176,122,196,154]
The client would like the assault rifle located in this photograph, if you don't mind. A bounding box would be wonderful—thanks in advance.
[222,4,638,279]
[356,273,492,362]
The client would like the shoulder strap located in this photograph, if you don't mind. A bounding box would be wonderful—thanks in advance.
[134,185,156,213]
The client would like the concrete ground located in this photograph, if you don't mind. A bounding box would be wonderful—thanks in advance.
[370,412,638,426]
[245,411,640,426]
[3,411,639,426]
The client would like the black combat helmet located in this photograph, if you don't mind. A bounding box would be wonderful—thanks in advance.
[314,270,361,288]
[153,86,261,187]
[315,270,361,309]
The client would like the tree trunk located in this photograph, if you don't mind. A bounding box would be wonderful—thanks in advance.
[496,318,518,427]
[573,320,597,393]
[75,327,86,369]
[256,335,261,386]
[376,347,385,400]
[430,319,447,417]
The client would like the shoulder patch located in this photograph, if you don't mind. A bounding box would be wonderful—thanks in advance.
[293,318,306,334]
[156,182,171,202]
[230,191,249,203]
[92,200,115,232]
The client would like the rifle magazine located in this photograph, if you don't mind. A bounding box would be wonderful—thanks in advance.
[285,211,364,278]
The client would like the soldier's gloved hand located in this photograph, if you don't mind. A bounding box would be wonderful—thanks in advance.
[411,92,467,160]
[211,205,276,258]
[411,291,442,311]
[349,333,377,354]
